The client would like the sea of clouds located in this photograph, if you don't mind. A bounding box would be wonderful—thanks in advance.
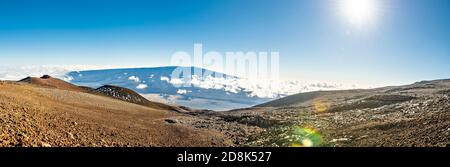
[161,75,360,98]
[0,65,364,99]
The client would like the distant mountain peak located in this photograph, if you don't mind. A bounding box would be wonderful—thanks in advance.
[40,75,52,79]
[64,66,359,110]
[18,75,88,92]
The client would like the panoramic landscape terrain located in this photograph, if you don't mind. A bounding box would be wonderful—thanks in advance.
[1,73,448,147]
[0,0,449,148]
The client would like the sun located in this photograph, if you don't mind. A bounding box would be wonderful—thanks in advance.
[339,0,379,27]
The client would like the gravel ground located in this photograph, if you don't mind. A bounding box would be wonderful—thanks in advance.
[1,79,449,147]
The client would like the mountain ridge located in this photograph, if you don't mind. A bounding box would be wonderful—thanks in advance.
[256,78,450,108]
[18,75,189,113]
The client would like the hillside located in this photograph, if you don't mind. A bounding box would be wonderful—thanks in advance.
[1,76,449,147]
[94,85,188,112]
[18,75,88,93]
[0,80,233,147]
[18,75,187,112]
[213,79,450,147]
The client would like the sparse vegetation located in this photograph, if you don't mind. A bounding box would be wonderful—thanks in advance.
[1,76,449,147]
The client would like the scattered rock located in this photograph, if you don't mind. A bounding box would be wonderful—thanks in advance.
[40,75,52,79]
[165,119,177,124]
[41,142,52,147]
[356,135,369,140]
[67,132,75,140]
[330,138,349,143]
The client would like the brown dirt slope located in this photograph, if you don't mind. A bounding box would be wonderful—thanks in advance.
[0,81,231,147]
[18,75,190,113]
[95,85,189,112]
[18,75,88,93]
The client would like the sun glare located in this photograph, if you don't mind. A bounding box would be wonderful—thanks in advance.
[339,0,379,27]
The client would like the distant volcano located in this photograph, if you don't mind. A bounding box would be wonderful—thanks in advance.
[65,66,272,111]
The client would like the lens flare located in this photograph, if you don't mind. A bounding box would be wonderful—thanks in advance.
[290,127,323,147]
[301,139,314,147]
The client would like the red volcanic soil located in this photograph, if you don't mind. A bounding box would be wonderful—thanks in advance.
[0,77,233,147]
[18,75,88,93]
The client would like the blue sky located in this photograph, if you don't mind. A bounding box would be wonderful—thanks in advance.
[0,0,449,86]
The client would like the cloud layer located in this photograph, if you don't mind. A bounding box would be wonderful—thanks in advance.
[0,65,365,99]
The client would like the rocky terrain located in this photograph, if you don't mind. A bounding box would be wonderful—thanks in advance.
[0,77,232,147]
[1,76,449,147]
[168,79,450,147]
[94,85,188,113]
[219,79,449,147]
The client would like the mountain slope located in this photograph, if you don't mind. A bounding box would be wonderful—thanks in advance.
[94,85,188,112]
[18,75,187,112]
[218,79,450,147]
[4,74,449,147]
[18,75,88,93]
[257,79,450,108]
[0,81,232,147]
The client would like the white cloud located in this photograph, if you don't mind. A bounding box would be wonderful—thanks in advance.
[136,84,148,89]
[170,78,184,85]
[0,65,370,99]
[0,65,129,81]
[128,76,140,82]
[160,76,170,82]
[166,75,364,99]
[177,89,188,95]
